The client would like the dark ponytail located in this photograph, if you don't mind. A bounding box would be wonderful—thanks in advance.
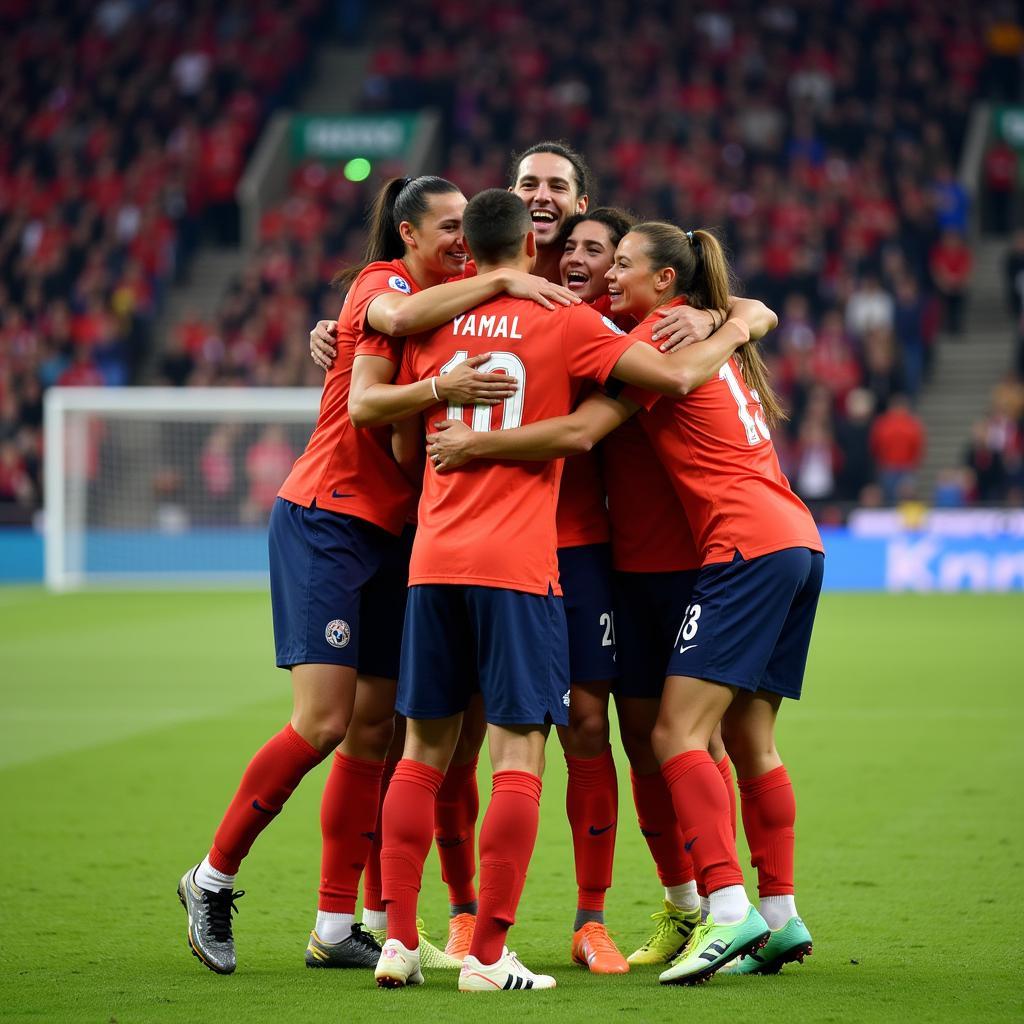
[333,175,462,292]
[632,222,787,426]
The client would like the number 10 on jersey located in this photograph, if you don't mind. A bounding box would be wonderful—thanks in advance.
[440,350,526,431]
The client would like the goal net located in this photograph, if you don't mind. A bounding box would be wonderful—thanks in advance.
[43,387,320,590]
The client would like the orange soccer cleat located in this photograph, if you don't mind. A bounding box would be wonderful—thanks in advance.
[445,912,477,961]
[571,921,629,974]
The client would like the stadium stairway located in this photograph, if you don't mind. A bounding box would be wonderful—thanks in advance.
[148,43,370,379]
[916,237,1016,497]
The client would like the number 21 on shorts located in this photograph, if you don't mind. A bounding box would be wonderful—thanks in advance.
[674,603,701,652]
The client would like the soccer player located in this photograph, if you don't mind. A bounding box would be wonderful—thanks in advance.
[177,175,577,976]
[368,189,747,993]
[554,207,737,971]
[430,221,819,986]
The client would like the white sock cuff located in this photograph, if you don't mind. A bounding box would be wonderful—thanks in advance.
[362,908,387,932]
[195,856,236,892]
[665,881,700,912]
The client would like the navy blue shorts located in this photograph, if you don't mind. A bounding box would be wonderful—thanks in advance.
[666,548,824,700]
[269,497,413,676]
[397,584,570,727]
[613,569,698,699]
[558,543,618,685]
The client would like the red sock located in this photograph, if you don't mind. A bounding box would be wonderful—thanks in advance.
[566,747,618,911]
[363,758,398,912]
[434,757,479,907]
[209,724,324,874]
[738,764,796,897]
[661,750,744,895]
[317,752,385,914]
[469,771,542,965]
[629,767,695,887]
[716,755,738,839]
[380,759,444,948]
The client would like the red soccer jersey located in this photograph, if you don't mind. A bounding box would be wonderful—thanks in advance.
[277,259,419,535]
[556,442,610,549]
[601,414,699,572]
[554,293,635,550]
[625,306,822,566]
[398,297,636,594]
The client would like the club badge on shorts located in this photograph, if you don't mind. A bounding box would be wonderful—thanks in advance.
[325,619,351,648]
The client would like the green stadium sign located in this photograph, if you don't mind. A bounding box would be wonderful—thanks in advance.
[992,105,1024,151]
[291,114,419,161]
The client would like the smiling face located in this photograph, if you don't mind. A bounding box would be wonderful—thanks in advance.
[605,231,671,319]
[511,152,587,248]
[560,219,618,303]
[402,190,469,278]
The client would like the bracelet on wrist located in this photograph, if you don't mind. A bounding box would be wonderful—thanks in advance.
[430,376,440,401]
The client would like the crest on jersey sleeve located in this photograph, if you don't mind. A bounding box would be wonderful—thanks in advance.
[325,619,352,648]
[388,275,412,294]
[601,315,626,334]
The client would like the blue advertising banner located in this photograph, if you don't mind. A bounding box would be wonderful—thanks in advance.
[4,523,1024,591]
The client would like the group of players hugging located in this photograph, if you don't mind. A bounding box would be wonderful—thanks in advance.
[177,141,823,993]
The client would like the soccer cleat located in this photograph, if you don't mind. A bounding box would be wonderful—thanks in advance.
[305,924,382,968]
[627,900,701,965]
[366,919,463,970]
[374,938,424,988]
[658,907,770,986]
[177,865,245,975]
[571,921,629,974]
[459,946,556,992]
[720,915,813,975]
[445,912,477,961]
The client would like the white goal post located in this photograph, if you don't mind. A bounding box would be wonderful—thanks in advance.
[44,387,321,590]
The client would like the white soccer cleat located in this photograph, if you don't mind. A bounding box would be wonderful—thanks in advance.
[458,946,556,992]
[374,938,424,988]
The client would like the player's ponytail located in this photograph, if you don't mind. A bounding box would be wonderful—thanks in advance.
[736,343,787,427]
[333,175,463,292]
[633,222,786,426]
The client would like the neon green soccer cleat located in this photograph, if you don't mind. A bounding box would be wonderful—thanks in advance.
[627,900,701,965]
[720,916,812,975]
[658,907,770,986]
[366,918,463,970]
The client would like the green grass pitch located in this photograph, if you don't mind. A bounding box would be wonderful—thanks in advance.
[1,588,1021,1023]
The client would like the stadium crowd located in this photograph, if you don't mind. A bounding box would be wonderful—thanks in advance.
[3,0,1024,517]
[0,0,328,515]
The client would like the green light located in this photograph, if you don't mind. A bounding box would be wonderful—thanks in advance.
[344,157,372,182]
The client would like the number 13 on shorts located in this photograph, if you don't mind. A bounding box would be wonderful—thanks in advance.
[674,603,701,652]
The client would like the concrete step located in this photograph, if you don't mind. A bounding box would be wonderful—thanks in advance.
[915,236,1016,499]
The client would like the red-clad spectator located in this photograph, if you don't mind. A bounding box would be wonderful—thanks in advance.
[984,140,1017,233]
[242,425,294,523]
[929,229,973,334]
[0,440,34,504]
[870,394,926,503]
[57,348,105,388]
[811,310,862,403]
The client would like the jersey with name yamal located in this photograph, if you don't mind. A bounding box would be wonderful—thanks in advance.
[398,297,635,594]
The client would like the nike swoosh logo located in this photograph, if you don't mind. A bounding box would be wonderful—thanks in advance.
[684,836,698,851]
[360,831,376,841]
[640,828,662,838]
[252,799,278,815]
[588,823,615,836]
[679,644,698,654]
[436,835,467,848]
[331,490,355,499]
